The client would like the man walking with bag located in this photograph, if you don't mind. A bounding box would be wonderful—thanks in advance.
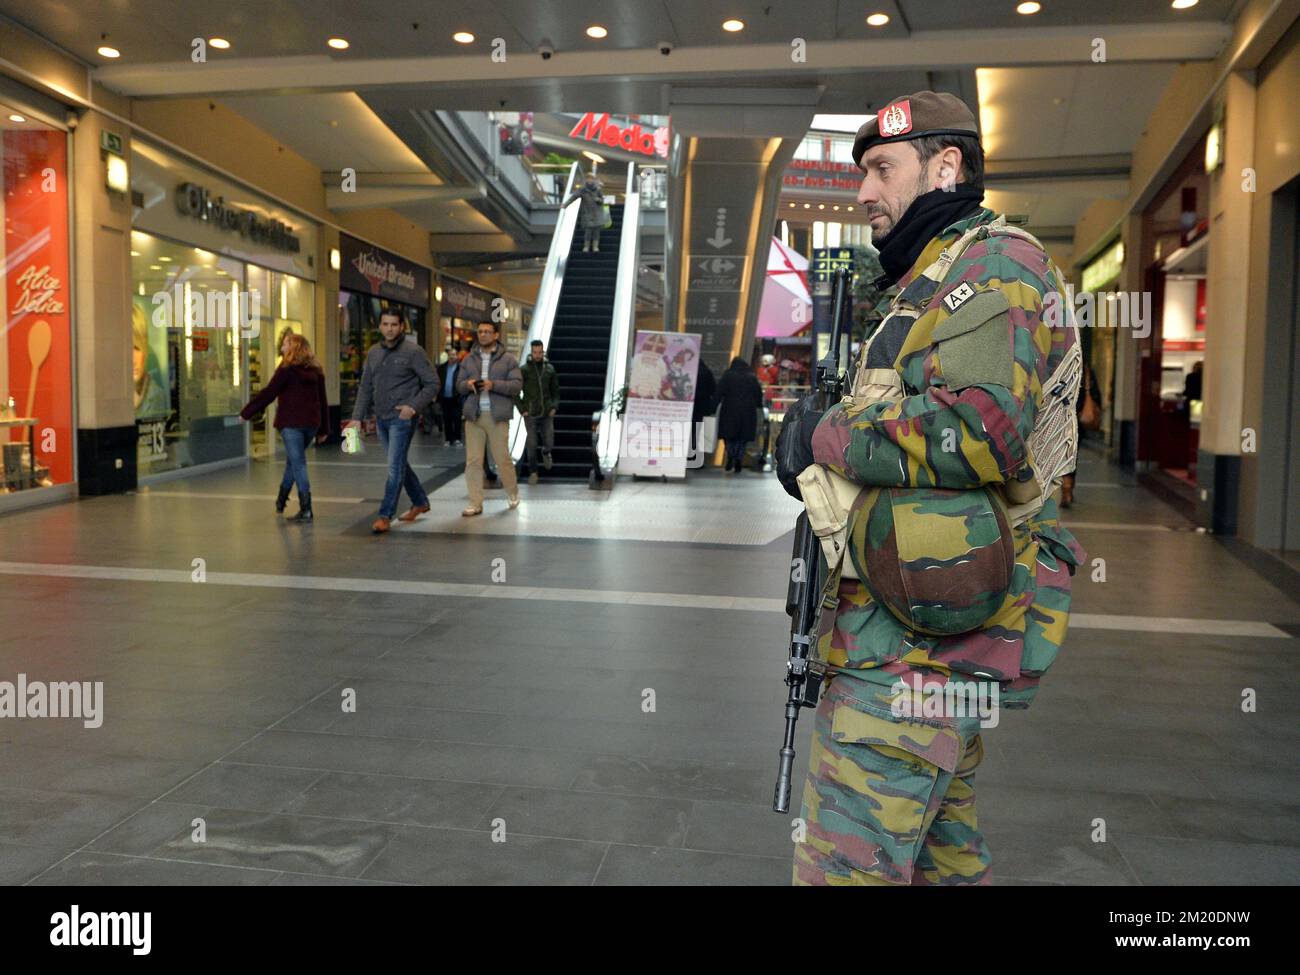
[344,308,439,534]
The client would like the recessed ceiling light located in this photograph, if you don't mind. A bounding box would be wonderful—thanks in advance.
[158,256,172,262]
[7,113,24,123]
[582,150,605,163]
[722,19,745,32]
[788,202,795,208]
[833,205,840,210]
[1171,0,1198,7]
[130,250,141,257]
[327,37,349,50]
[586,25,608,39]
[847,206,854,211]
[209,38,230,50]
[97,45,121,58]
[1016,2,1041,13]
[149,265,161,270]
[803,203,811,209]
[818,203,826,210]
[453,31,475,44]
[866,13,890,27]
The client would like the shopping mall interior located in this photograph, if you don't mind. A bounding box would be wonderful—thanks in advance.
[0,0,1297,889]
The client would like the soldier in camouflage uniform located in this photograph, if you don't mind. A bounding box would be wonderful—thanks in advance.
[777,91,1086,885]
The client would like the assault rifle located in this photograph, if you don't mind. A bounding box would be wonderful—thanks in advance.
[772,266,852,814]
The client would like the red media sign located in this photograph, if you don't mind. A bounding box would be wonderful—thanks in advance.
[569,113,669,158]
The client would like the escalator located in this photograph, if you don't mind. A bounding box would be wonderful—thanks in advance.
[530,204,624,481]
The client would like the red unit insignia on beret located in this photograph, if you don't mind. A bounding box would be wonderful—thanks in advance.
[878,99,912,138]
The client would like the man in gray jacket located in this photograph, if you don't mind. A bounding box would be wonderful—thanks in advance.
[344,308,439,533]
[456,321,523,516]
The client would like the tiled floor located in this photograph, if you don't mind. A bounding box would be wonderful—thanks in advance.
[0,437,1297,885]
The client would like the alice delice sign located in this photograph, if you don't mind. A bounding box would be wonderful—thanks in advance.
[338,234,431,308]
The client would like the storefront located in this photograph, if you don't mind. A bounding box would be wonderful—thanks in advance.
[1141,134,1211,485]
[129,141,318,479]
[1,89,74,509]
[1079,238,1124,446]
[337,234,431,425]
[438,279,529,362]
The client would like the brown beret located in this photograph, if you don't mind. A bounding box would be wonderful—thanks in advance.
[852,91,979,169]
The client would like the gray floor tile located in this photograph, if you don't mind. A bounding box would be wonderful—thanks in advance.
[32,852,280,886]
[163,763,326,812]
[361,825,606,885]
[152,808,399,877]
[0,842,69,884]
[89,801,211,856]
[594,845,789,885]
[0,789,143,850]
[684,800,797,858]
[1116,834,1300,885]
[570,754,768,804]
[480,787,693,846]
[283,771,502,828]
[981,825,1138,885]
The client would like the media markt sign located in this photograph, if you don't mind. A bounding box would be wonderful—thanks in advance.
[569,113,669,159]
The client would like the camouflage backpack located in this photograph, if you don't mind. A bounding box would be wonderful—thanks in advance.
[800,216,1081,638]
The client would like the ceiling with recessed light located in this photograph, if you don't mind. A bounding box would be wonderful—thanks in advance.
[0,0,1246,259]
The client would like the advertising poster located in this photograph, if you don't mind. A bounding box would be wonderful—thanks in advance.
[618,331,701,478]
[3,128,72,486]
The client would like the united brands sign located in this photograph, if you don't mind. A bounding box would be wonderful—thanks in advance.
[569,113,669,158]
[338,234,431,308]
[174,182,301,253]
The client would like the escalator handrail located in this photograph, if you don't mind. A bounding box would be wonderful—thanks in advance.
[510,161,581,460]
[596,160,640,472]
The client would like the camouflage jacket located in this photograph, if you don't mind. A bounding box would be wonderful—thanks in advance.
[810,208,1086,709]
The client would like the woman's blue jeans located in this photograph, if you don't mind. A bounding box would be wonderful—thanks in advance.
[279,426,315,496]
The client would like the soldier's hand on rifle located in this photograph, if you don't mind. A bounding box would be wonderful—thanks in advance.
[775,394,826,500]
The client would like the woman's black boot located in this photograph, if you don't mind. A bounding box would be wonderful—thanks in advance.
[275,484,292,513]
[289,491,313,522]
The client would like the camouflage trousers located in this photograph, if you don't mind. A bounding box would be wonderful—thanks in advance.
[792,675,992,885]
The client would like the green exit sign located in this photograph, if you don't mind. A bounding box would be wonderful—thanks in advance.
[100,130,124,155]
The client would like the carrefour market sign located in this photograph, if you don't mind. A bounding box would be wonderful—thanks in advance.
[569,113,668,158]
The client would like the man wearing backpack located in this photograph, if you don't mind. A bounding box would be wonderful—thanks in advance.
[776,91,1086,886]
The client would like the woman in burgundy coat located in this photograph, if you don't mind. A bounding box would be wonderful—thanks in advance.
[240,332,329,521]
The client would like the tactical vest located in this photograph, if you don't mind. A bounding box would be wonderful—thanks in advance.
[798,215,1082,593]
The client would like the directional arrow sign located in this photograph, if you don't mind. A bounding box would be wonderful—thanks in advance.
[706,207,732,249]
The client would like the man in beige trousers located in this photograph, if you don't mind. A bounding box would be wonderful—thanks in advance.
[456,321,523,515]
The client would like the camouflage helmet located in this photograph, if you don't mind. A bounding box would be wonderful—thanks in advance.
[849,486,1015,636]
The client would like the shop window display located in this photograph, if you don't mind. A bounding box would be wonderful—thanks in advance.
[131,232,246,476]
[2,112,72,496]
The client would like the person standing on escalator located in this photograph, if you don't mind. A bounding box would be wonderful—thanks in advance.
[563,172,606,252]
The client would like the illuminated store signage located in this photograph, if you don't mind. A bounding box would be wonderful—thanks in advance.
[174,182,301,253]
[569,113,669,158]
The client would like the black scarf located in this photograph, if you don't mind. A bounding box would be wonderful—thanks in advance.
[875,186,984,286]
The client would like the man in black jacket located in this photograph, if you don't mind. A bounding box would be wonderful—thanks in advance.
[518,340,560,484]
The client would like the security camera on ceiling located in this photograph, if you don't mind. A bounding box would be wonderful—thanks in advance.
[658,41,674,55]
[538,38,555,59]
